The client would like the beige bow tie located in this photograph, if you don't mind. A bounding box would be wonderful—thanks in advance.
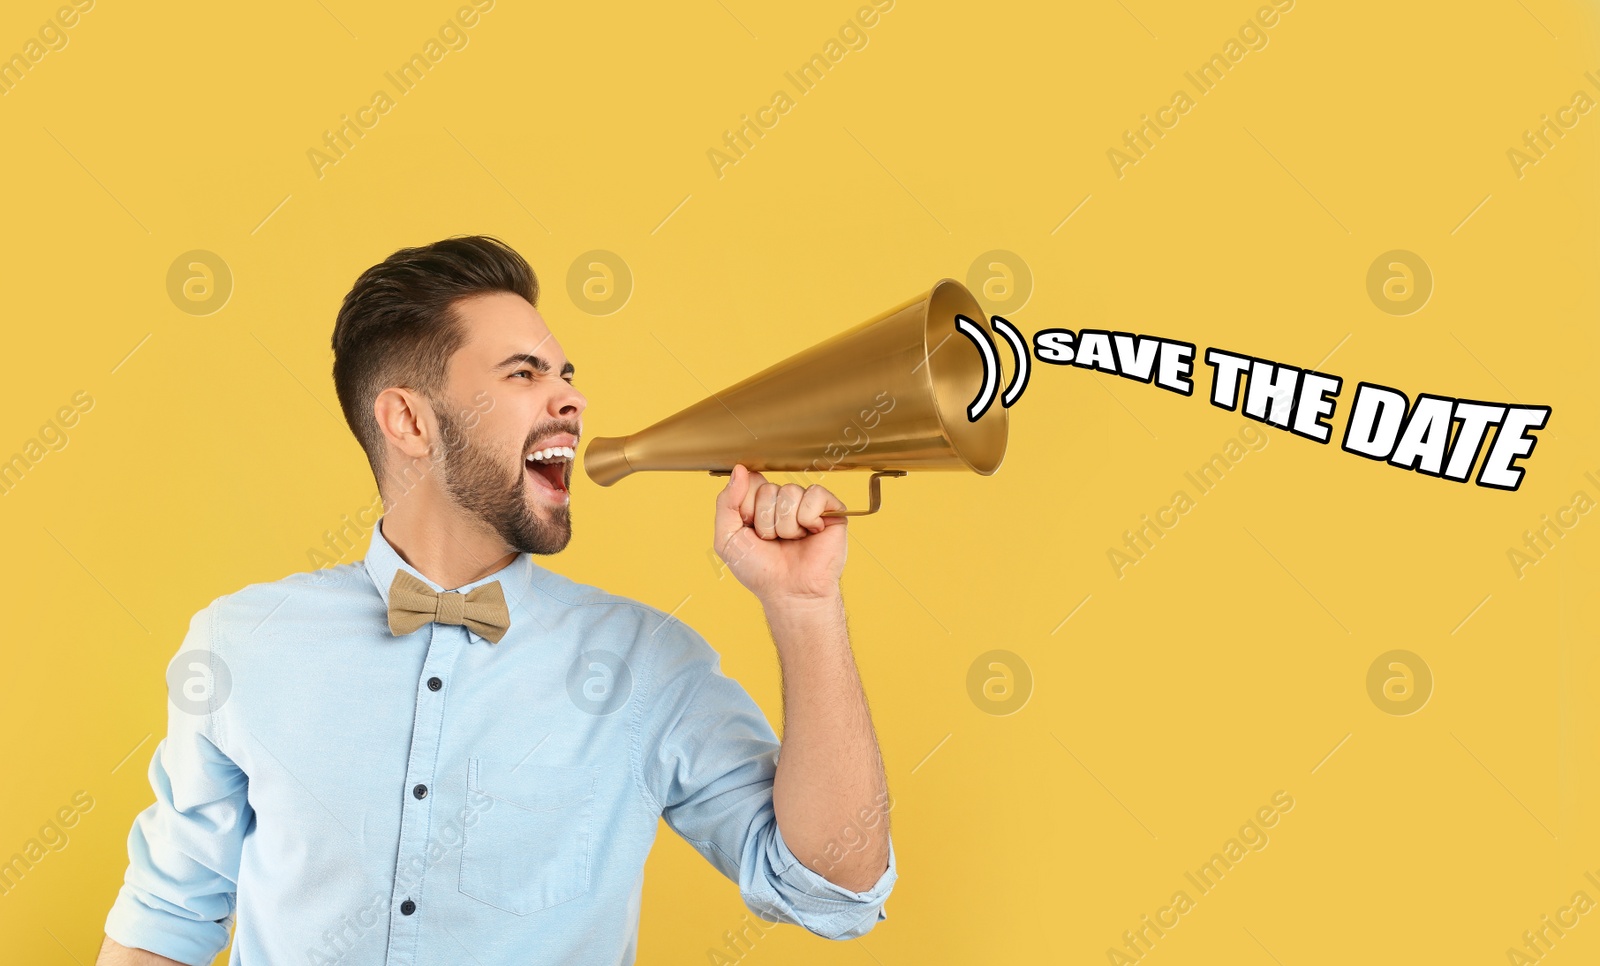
[387,570,511,643]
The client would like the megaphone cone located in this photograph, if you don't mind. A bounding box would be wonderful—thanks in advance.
[582,278,1009,515]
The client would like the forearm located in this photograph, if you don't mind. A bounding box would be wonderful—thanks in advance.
[765,591,891,892]
[97,936,189,966]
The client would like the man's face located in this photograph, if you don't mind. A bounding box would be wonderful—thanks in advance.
[431,291,587,554]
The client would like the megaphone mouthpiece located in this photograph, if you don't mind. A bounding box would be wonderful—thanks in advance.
[583,436,634,487]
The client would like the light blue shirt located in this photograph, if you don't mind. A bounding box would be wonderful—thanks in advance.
[105,518,896,965]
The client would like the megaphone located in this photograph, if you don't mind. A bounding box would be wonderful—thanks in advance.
[582,278,1011,516]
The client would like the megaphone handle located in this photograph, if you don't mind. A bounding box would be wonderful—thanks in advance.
[821,470,906,517]
[706,469,906,517]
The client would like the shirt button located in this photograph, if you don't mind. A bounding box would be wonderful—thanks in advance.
[427,677,442,691]
[400,899,416,916]
[413,784,428,800]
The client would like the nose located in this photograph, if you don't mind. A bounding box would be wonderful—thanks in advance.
[550,379,586,419]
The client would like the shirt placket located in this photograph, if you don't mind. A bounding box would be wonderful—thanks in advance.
[382,621,466,965]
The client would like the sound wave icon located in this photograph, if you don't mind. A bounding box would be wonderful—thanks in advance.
[954,314,1031,421]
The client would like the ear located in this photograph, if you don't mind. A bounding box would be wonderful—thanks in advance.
[374,387,435,465]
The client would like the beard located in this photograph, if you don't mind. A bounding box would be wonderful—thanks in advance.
[433,404,574,555]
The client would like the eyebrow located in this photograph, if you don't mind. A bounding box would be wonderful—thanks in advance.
[493,353,575,379]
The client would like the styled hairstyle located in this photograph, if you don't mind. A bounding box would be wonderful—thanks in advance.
[331,235,538,485]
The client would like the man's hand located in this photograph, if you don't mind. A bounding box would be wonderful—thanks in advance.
[713,464,847,605]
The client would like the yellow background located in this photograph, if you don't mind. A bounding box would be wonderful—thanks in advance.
[2,0,1598,963]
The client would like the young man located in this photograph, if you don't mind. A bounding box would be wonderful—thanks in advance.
[97,236,896,965]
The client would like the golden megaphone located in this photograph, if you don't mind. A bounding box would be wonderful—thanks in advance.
[582,278,1011,516]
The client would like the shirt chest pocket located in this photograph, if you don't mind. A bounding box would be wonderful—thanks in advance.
[458,756,598,916]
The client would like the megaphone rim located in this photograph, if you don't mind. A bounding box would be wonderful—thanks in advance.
[922,277,1008,477]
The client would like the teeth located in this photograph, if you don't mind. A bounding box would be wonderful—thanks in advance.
[525,446,575,463]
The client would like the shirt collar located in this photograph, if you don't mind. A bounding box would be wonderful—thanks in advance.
[363,517,539,645]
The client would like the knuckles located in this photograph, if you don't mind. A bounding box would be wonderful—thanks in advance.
[721,474,842,540]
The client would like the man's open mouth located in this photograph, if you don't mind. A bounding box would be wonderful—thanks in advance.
[525,446,574,496]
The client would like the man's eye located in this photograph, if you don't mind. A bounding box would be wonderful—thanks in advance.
[512,370,533,379]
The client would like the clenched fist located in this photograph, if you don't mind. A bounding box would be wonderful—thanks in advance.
[713,464,848,605]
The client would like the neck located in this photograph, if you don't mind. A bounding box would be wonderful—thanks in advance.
[376,489,518,591]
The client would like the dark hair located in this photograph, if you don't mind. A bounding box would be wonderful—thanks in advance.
[331,235,538,486]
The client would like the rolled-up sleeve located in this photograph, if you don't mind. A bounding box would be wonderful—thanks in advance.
[633,619,896,939]
[105,603,252,966]
[748,821,897,939]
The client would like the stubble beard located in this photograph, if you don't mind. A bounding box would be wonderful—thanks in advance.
[433,405,573,555]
